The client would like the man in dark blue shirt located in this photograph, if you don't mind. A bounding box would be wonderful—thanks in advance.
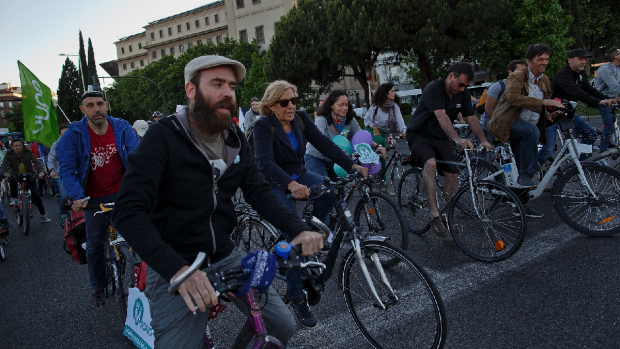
[407,62,491,238]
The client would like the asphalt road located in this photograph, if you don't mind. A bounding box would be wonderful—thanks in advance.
[1,129,619,348]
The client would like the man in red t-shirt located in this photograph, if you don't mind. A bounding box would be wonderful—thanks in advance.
[57,88,139,307]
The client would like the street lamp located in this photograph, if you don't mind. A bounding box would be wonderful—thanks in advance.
[59,53,85,92]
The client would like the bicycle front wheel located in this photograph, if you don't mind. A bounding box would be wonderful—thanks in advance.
[340,240,446,349]
[117,245,135,320]
[0,240,5,262]
[397,168,430,234]
[449,180,527,262]
[354,191,409,257]
[389,155,407,195]
[22,193,31,235]
[552,163,620,236]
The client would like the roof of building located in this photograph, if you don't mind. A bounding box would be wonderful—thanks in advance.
[146,1,224,26]
[115,31,146,43]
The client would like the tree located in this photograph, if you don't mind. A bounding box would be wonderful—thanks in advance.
[264,0,342,103]
[78,30,88,93]
[5,102,23,134]
[57,57,83,122]
[470,0,573,80]
[240,53,267,109]
[575,0,620,55]
[87,38,100,86]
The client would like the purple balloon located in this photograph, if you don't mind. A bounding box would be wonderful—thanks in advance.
[351,130,373,147]
[361,162,381,175]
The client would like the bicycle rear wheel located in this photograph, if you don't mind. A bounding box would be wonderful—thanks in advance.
[233,215,282,253]
[117,245,135,320]
[22,193,31,235]
[340,240,446,349]
[397,168,431,234]
[552,163,620,236]
[389,154,407,195]
[449,180,527,262]
[0,240,6,262]
[354,191,409,265]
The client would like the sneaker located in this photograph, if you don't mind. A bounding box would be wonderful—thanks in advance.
[380,181,395,197]
[523,205,544,218]
[517,175,536,188]
[41,215,51,223]
[9,198,17,206]
[291,296,317,328]
[90,289,106,307]
[430,216,448,238]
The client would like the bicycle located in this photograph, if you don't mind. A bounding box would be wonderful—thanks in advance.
[0,177,9,204]
[375,134,409,194]
[10,173,35,235]
[477,100,620,236]
[398,149,528,262]
[0,224,9,262]
[168,245,326,349]
[90,202,141,319]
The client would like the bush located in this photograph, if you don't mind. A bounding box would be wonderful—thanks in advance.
[400,102,413,116]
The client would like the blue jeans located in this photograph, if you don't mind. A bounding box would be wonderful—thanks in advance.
[537,114,597,165]
[272,169,336,299]
[478,117,496,161]
[598,106,615,153]
[0,200,5,220]
[304,154,338,180]
[509,118,540,178]
[84,192,119,290]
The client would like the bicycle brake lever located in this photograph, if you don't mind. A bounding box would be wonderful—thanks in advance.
[168,252,207,296]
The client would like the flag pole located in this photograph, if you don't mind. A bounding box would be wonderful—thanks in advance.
[56,105,71,123]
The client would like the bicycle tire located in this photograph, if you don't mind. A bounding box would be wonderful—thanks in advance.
[105,245,116,302]
[117,245,135,320]
[354,191,409,265]
[455,158,502,217]
[0,241,5,262]
[448,180,527,262]
[389,155,407,195]
[233,214,282,253]
[552,163,620,236]
[340,239,446,349]
[15,208,23,227]
[23,193,31,235]
[397,168,431,235]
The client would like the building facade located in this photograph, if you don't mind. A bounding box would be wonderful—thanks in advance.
[0,83,22,126]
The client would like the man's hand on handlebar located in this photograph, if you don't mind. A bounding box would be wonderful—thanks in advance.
[351,164,368,177]
[72,198,89,213]
[454,138,474,150]
[479,140,492,151]
[290,230,324,256]
[547,110,564,122]
[170,266,218,313]
[543,99,565,109]
[287,181,310,200]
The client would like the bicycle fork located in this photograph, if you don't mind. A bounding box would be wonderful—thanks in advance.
[351,238,397,310]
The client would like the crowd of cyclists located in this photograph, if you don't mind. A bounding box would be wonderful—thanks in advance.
[2,41,619,348]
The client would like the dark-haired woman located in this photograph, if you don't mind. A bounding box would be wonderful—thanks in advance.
[363,82,407,195]
[305,90,386,180]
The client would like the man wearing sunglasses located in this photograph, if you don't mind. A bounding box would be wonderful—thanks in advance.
[487,44,564,211]
[406,62,492,238]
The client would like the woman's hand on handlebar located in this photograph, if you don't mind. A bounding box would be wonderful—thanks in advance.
[290,230,324,256]
[72,198,89,213]
[351,164,368,177]
[170,266,218,313]
[287,181,310,200]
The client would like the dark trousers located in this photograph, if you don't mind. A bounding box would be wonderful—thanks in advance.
[10,178,45,215]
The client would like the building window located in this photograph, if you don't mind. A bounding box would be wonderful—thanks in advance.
[207,38,212,43]
[255,26,264,44]
[161,49,166,57]
[195,19,200,28]
[177,24,182,33]
[129,45,133,52]
[121,47,125,54]
[274,22,280,33]
[188,42,193,49]
[205,17,209,25]
[168,27,172,36]
[216,36,221,43]
[140,60,144,67]
[186,22,190,30]
[237,0,244,8]
[0,102,4,108]
[170,46,175,55]
[151,32,155,40]
[123,63,127,70]
[153,51,157,59]
[253,0,260,3]
[215,14,219,23]
[8,101,12,108]
[159,30,163,38]
[179,44,184,52]
[239,30,248,43]
[138,43,142,49]
[197,39,202,44]
[131,62,135,69]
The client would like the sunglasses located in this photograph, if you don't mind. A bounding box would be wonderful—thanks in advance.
[453,73,470,88]
[276,96,299,108]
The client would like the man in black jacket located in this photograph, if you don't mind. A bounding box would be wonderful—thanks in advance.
[112,55,323,348]
[539,48,616,165]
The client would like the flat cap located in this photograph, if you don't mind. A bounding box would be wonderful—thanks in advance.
[567,48,591,59]
[184,55,246,85]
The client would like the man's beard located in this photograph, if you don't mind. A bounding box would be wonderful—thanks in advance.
[88,112,106,126]
[189,88,237,133]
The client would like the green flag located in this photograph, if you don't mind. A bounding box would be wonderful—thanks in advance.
[17,60,59,148]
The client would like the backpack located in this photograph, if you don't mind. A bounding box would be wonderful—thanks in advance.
[476,80,505,115]
[63,208,87,264]
[245,112,305,153]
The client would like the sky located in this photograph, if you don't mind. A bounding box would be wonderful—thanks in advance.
[0,0,218,92]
